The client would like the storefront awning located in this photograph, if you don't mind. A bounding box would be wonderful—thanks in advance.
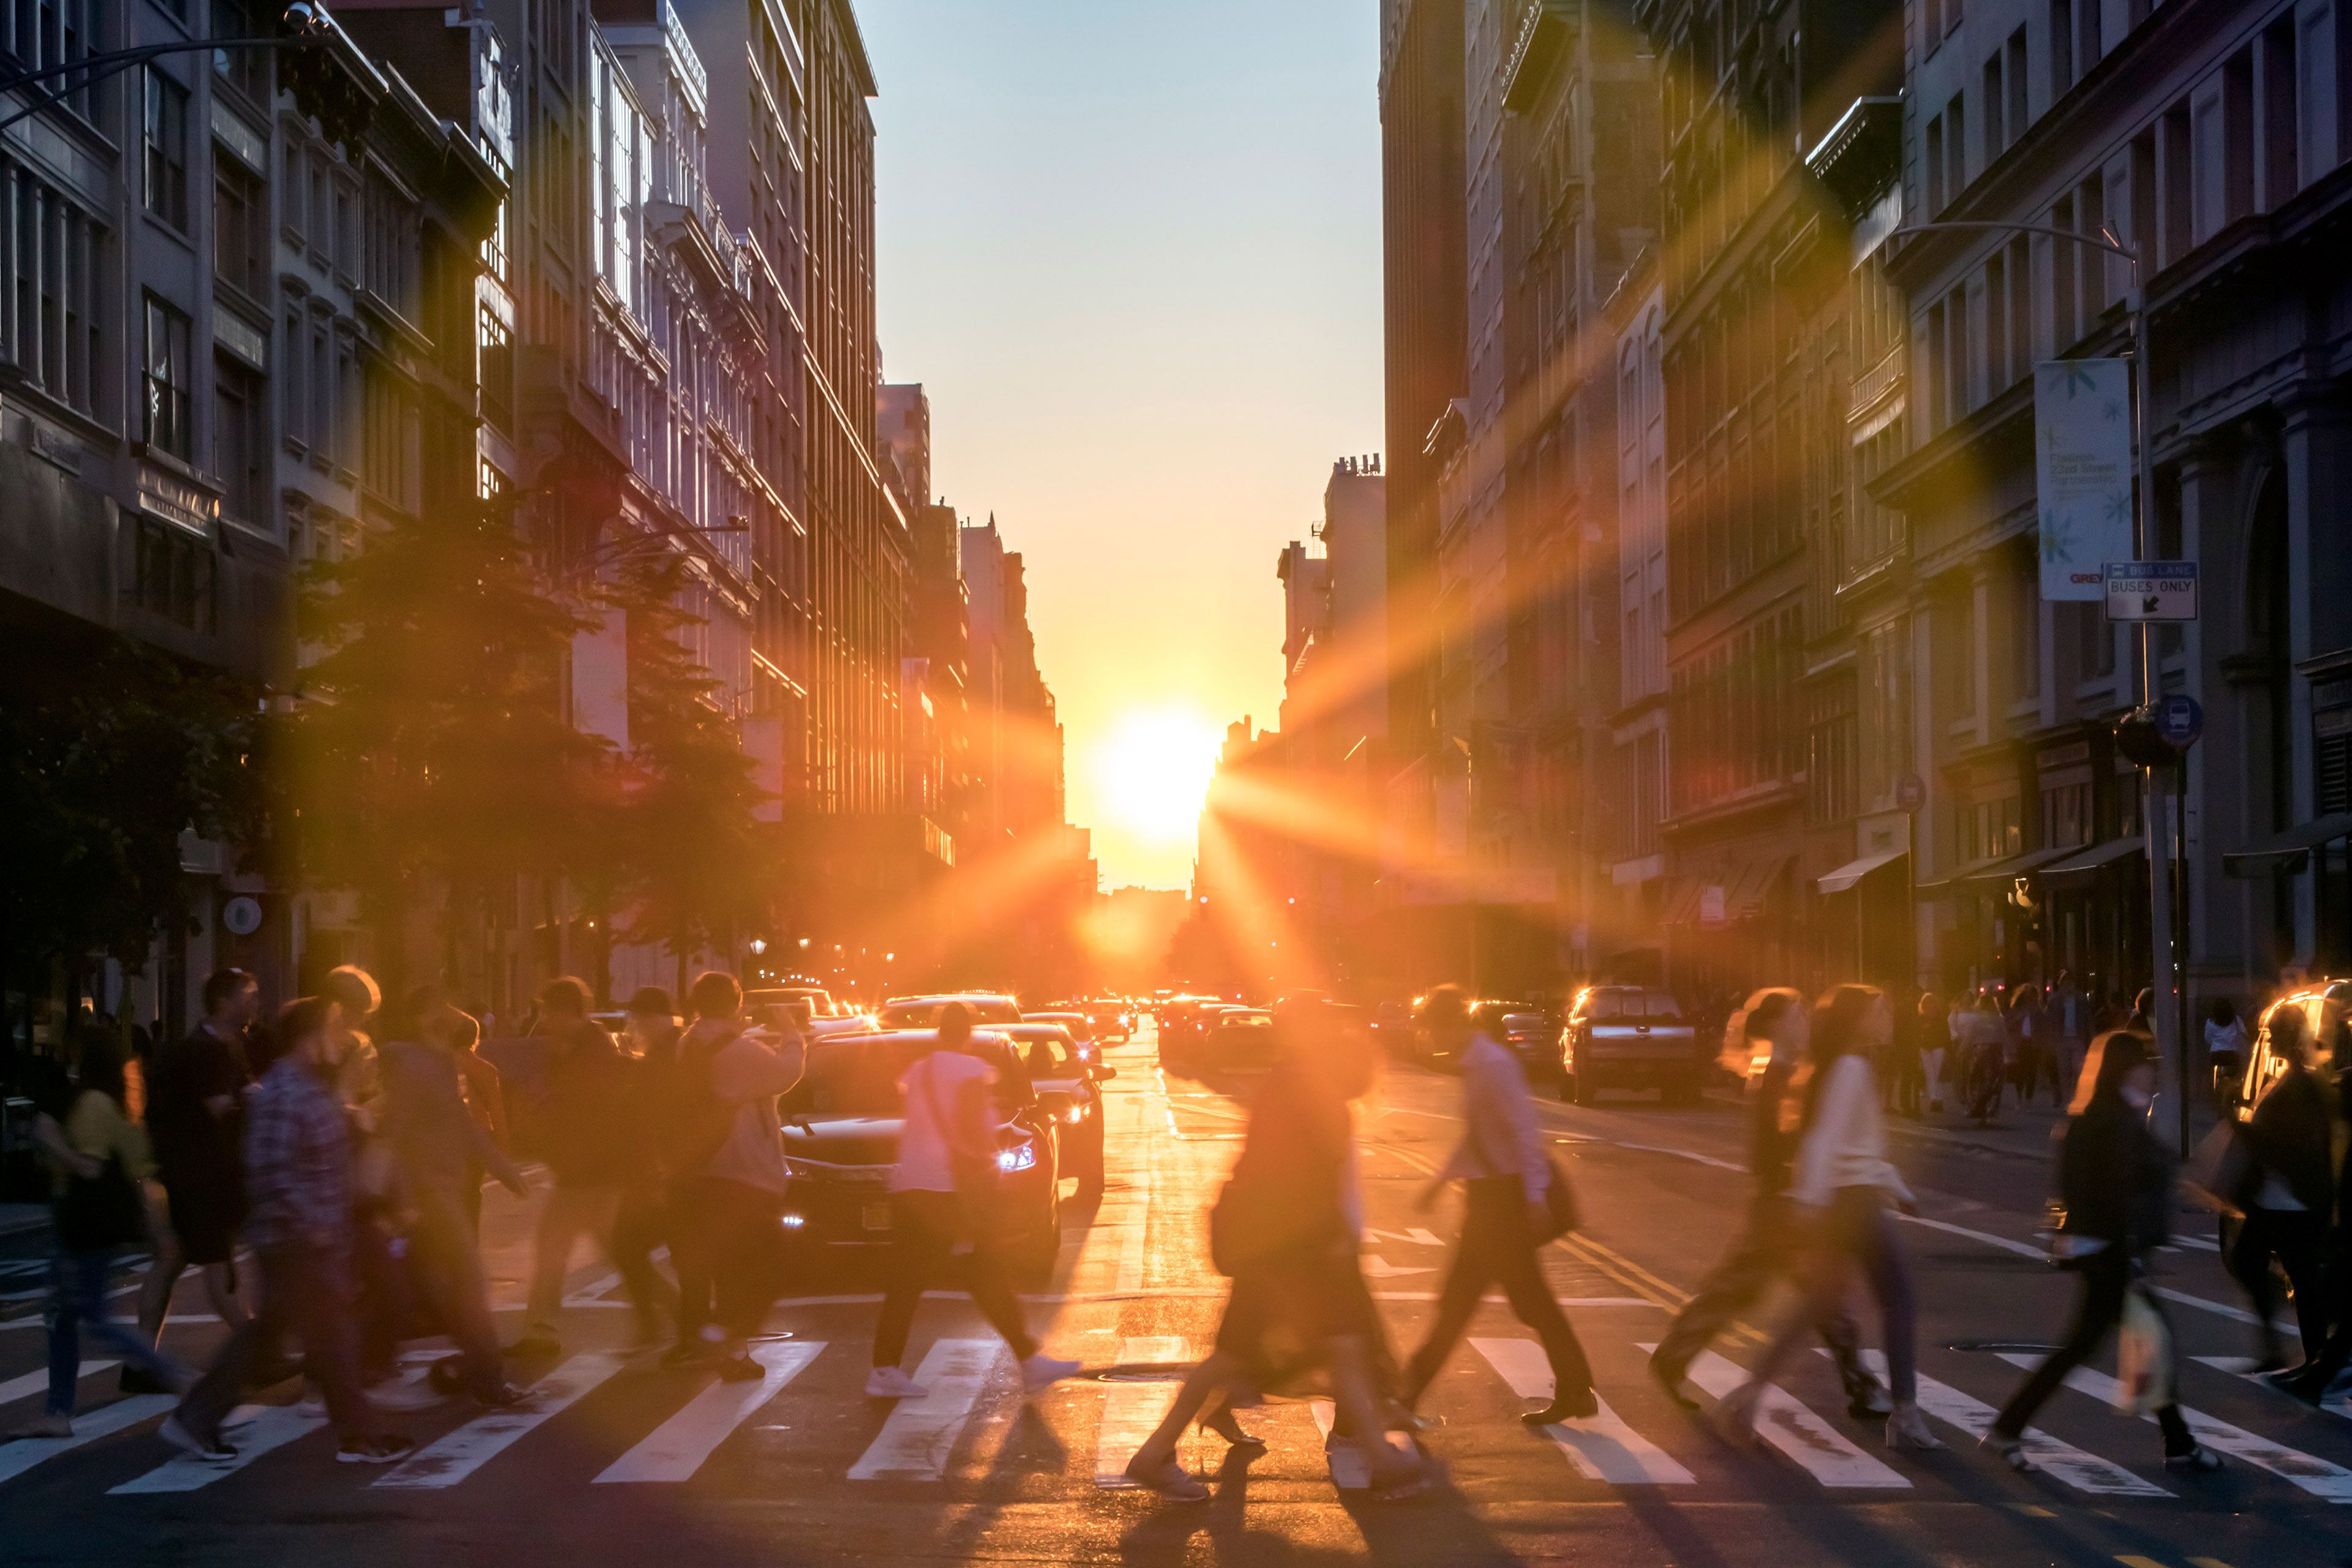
[2223,812,2352,878]
[1662,853,1793,926]
[2037,836,2144,886]
[1816,847,1907,894]
[1915,845,2070,895]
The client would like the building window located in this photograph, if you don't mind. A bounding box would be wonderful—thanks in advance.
[143,68,190,232]
[2042,778,2092,850]
[132,518,216,632]
[9,0,95,119]
[213,355,266,526]
[2010,562,2043,701]
[214,154,266,298]
[213,0,269,100]
[1960,796,2022,864]
[2,168,103,412]
[1926,115,1946,215]
[479,306,513,432]
[141,295,194,458]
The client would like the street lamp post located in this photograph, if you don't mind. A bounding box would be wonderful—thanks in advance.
[0,2,331,135]
[1899,219,2187,1145]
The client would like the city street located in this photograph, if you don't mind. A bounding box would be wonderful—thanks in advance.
[3,1019,2343,1568]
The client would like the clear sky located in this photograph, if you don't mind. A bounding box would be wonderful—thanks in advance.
[862,0,1384,891]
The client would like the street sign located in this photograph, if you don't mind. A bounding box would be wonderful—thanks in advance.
[2154,693,2204,750]
[221,895,263,936]
[1896,774,1927,815]
[2104,560,2198,621]
[1698,885,1726,926]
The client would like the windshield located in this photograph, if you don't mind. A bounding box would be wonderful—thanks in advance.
[783,1036,1031,1118]
[879,997,1022,1027]
[1219,1013,1273,1030]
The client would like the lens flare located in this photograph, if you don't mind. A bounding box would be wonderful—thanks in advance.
[1091,709,1221,843]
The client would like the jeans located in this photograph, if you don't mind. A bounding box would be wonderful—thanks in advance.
[1919,1047,1947,1108]
[45,1246,191,1416]
[1651,1190,1877,1404]
[1747,1186,1919,1401]
[873,1190,1036,1368]
[179,1242,381,1444]
[1404,1176,1593,1406]
[1994,1246,2195,1453]
[404,1182,506,1395]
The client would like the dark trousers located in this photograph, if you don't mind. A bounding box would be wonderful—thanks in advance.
[611,1185,673,1340]
[179,1242,382,1444]
[872,1190,1036,1368]
[1404,1176,1593,1406]
[671,1178,783,1341]
[1994,1246,2195,1453]
[351,1210,406,1381]
[45,1245,190,1415]
[1651,1190,1877,1403]
[405,1183,505,1395]
[2230,1206,2329,1362]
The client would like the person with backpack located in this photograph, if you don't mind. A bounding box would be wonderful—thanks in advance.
[7,1028,194,1439]
[866,1003,1079,1401]
[663,971,805,1379]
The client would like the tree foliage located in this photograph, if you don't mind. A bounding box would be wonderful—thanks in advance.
[0,631,265,970]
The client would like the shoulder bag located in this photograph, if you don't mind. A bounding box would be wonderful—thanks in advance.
[57,1151,148,1253]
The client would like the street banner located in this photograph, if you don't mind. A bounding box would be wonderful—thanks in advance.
[2035,359,2135,600]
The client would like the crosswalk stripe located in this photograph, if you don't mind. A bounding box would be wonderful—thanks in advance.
[1093,1335,1189,1487]
[1996,1353,2352,1502]
[1657,1346,1910,1488]
[1472,1338,1694,1485]
[0,1361,114,1408]
[2192,1356,2352,1420]
[372,1351,628,1490]
[848,1339,1000,1481]
[1834,1349,2168,1498]
[0,1395,174,1485]
[594,1341,824,1483]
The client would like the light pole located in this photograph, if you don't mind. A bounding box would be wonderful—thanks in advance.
[1898,219,2187,1143]
[0,2,331,135]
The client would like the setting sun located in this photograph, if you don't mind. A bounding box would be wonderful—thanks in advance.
[1091,709,1223,844]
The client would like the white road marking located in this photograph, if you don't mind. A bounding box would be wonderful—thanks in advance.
[1660,1347,1910,1488]
[1471,1338,1694,1484]
[1831,1348,2168,1497]
[111,1371,435,1493]
[0,1361,113,1407]
[594,1341,825,1483]
[0,1395,173,1485]
[1093,1335,1189,1487]
[1358,1257,1436,1278]
[1996,1354,2352,1502]
[2192,1355,2352,1420]
[372,1351,627,1490]
[848,1338,1000,1481]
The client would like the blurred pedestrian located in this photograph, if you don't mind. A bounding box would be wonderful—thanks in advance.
[868,1002,1079,1400]
[1988,1028,2223,1472]
[9,1028,194,1439]
[2204,998,2248,1112]
[663,972,800,1381]
[2007,986,2049,1106]
[1121,1001,1421,1502]
[2051,971,2090,1105]
[509,978,657,1361]
[447,1009,508,1236]
[1717,986,1938,1450]
[2227,1006,2334,1372]
[2275,985,2352,1403]
[1400,986,1593,1425]
[1962,990,2008,1125]
[611,986,682,1349]
[1917,991,1948,1115]
[318,966,404,1384]
[1891,989,1926,1118]
[380,986,528,1407]
[168,998,415,1465]
[1651,990,1885,1418]
[134,968,257,1386]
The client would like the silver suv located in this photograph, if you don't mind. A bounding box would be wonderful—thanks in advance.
[1561,986,1702,1106]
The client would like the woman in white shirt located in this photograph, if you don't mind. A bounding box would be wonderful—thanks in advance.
[865,1003,1080,1400]
[1717,984,1941,1451]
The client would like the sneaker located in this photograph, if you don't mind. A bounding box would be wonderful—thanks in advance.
[337,1433,418,1465]
[297,1385,326,1418]
[6,1412,73,1439]
[864,1365,929,1399]
[367,1379,445,1412]
[1020,1354,1082,1397]
[715,1354,766,1384]
[2164,1444,2224,1473]
[159,1415,237,1463]
[119,1366,169,1395]
[474,1381,530,1408]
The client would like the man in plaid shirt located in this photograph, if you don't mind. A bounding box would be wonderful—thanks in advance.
[167,997,416,1465]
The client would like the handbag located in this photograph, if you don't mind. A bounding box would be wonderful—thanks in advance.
[1532,1153,1581,1244]
[2114,1285,2174,1414]
[57,1151,148,1253]
[2182,1121,2257,1218]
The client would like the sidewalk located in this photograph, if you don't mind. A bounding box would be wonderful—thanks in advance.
[1883,1089,2222,1164]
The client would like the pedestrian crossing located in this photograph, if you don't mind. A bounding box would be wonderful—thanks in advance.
[4,1327,2351,1509]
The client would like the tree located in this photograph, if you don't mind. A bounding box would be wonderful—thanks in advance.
[0,629,265,983]
[284,495,615,990]
[602,553,773,967]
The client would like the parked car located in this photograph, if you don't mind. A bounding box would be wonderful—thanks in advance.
[2233,981,2345,1121]
[777,1028,1061,1280]
[876,993,1023,1028]
[1494,1008,1562,1080]
[746,985,848,1020]
[995,1022,1112,1192]
[1561,986,1703,1106]
[1200,1008,1278,1072]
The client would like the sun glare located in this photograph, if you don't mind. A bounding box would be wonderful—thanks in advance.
[1093,709,1222,843]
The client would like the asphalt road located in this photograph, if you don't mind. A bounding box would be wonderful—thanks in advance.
[2,1021,2347,1568]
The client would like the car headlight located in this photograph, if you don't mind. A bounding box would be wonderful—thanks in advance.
[1064,1107,1085,1125]
[779,1212,806,1229]
[997,1142,1038,1173]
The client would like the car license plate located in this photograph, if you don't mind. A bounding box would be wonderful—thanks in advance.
[861,1202,891,1232]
